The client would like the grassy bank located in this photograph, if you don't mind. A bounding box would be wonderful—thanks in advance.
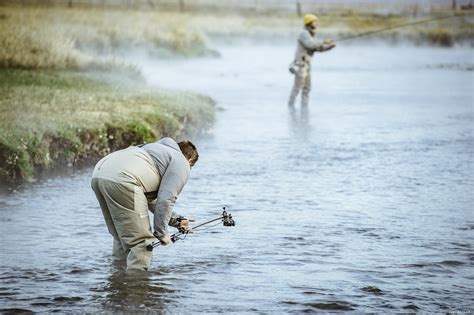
[0,69,215,184]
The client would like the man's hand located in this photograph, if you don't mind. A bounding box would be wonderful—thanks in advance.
[323,38,336,49]
[154,231,171,246]
[323,38,333,45]
[178,219,194,234]
[159,235,171,246]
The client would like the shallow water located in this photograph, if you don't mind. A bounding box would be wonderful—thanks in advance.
[1,43,473,313]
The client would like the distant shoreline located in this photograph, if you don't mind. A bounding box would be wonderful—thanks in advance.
[0,6,472,74]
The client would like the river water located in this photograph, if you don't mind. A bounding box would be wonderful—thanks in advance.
[1,43,473,313]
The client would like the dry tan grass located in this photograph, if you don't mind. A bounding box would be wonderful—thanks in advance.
[0,6,210,71]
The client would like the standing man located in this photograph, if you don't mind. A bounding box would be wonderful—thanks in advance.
[91,137,198,272]
[288,14,336,107]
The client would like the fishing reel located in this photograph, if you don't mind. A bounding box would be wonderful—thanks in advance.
[176,216,193,234]
[222,208,235,227]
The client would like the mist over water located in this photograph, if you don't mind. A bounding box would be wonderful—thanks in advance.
[1,43,473,313]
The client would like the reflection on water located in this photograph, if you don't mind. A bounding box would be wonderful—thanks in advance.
[97,269,174,313]
[0,43,473,313]
[289,105,311,139]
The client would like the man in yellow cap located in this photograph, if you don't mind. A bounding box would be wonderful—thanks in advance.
[288,14,336,107]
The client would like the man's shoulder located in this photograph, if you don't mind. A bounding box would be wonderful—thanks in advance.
[298,28,308,36]
[143,138,179,153]
[157,137,178,147]
[142,142,164,152]
[298,28,314,40]
[164,152,190,180]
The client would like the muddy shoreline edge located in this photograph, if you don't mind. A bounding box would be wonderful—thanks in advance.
[0,69,216,186]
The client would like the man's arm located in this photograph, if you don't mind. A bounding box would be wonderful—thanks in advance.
[312,44,335,52]
[148,201,182,228]
[299,31,335,52]
[153,157,189,240]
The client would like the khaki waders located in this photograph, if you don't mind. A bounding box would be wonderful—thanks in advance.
[91,146,160,272]
[288,61,311,107]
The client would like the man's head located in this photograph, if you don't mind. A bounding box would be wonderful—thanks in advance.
[303,14,318,29]
[178,140,199,167]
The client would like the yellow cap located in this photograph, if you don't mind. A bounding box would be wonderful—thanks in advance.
[303,14,318,25]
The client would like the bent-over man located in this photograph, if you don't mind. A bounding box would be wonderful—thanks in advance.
[91,137,198,271]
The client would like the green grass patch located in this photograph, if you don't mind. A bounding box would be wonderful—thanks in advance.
[0,69,215,184]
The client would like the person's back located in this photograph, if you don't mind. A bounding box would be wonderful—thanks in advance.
[92,146,160,192]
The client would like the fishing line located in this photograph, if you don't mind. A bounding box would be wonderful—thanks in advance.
[333,12,473,42]
[192,221,223,232]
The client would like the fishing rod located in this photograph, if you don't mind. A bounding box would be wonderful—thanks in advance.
[147,207,235,250]
[333,12,473,42]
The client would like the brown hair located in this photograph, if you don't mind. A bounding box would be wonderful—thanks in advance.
[178,140,199,166]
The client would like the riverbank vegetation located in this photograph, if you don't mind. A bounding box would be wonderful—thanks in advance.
[0,5,219,185]
[0,69,214,184]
